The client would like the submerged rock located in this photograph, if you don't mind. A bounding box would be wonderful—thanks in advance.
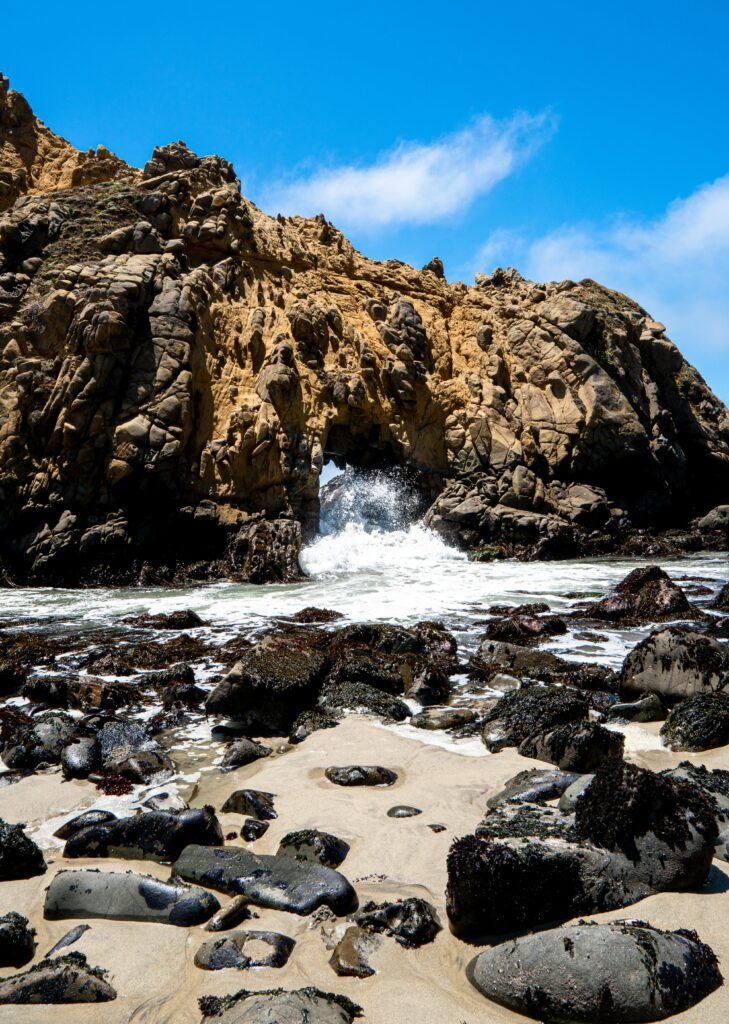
[44,870,220,925]
[62,806,224,861]
[325,765,397,787]
[194,929,294,970]
[0,953,116,1004]
[0,912,35,968]
[518,720,624,771]
[173,845,357,915]
[468,921,722,1022]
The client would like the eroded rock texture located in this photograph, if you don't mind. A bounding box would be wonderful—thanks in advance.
[1,75,728,583]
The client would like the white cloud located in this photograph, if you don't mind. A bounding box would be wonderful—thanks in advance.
[474,175,729,358]
[261,113,554,230]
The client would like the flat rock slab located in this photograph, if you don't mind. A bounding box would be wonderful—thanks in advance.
[0,954,116,1004]
[44,870,220,926]
[173,845,357,915]
[194,929,294,970]
[325,766,397,786]
[468,921,722,1022]
[198,987,362,1023]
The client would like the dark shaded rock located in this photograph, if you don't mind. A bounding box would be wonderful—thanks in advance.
[487,768,581,809]
[468,921,722,1023]
[221,789,277,820]
[194,929,294,970]
[0,818,46,879]
[660,691,729,751]
[325,766,397,787]
[355,897,441,947]
[172,845,358,915]
[53,809,117,839]
[0,912,35,968]
[205,636,326,731]
[711,582,729,611]
[278,829,349,867]
[205,895,254,932]
[0,952,116,1004]
[481,686,589,752]
[581,565,692,622]
[289,708,340,744]
[2,710,78,769]
[61,737,100,779]
[411,706,476,730]
[387,805,422,817]
[604,693,665,722]
[488,602,551,616]
[123,609,206,629]
[240,819,269,842]
[484,614,567,645]
[63,806,224,861]
[23,674,137,711]
[318,679,410,722]
[518,721,625,771]
[198,987,362,1023]
[329,926,376,978]
[220,737,272,771]
[97,718,175,782]
[558,774,595,811]
[44,869,220,925]
[470,640,617,693]
[289,607,343,623]
[621,626,729,699]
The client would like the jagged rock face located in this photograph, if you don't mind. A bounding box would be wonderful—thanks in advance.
[1,77,728,582]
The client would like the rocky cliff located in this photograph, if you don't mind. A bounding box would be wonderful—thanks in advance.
[1,73,727,584]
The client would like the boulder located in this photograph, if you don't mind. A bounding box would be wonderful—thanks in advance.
[97,719,175,782]
[481,686,589,752]
[581,565,692,622]
[711,582,729,611]
[660,691,729,751]
[621,626,729,699]
[518,721,625,771]
[62,806,224,861]
[470,640,616,693]
[325,766,397,787]
[468,921,722,1022]
[2,710,78,769]
[194,929,294,970]
[487,768,581,808]
[220,738,272,770]
[172,845,358,915]
[61,737,101,779]
[355,898,441,947]
[446,761,717,938]
[0,818,46,880]
[0,953,116,1004]
[329,926,376,978]
[484,614,567,645]
[411,706,476,730]
[240,819,269,842]
[205,636,326,730]
[44,870,220,925]
[53,809,117,839]
[277,829,349,867]
[318,679,410,722]
[0,912,35,968]
[197,988,362,1023]
[221,789,276,820]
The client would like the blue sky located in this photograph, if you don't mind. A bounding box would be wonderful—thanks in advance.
[4,1,729,400]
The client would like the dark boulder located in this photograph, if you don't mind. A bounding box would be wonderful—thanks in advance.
[96,718,175,782]
[220,737,272,771]
[411,706,476,731]
[711,582,729,611]
[2,710,78,769]
[318,679,410,722]
[603,693,665,722]
[329,926,376,978]
[468,921,722,1022]
[289,708,339,744]
[486,768,581,809]
[205,636,327,731]
[518,721,625,771]
[0,818,46,880]
[240,819,269,842]
[481,686,589,752]
[221,789,277,820]
[325,766,397,787]
[580,565,692,623]
[54,809,117,839]
[44,870,220,925]
[61,736,100,779]
[660,691,729,751]
[194,929,294,970]
[0,912,35,968]
[123,609,206,629]
[620,626,729,699]
[277,829,349,867]
[470,640,616,693]
[484,614,567,645]
[355,898,441,947]
[0,953,116,1004]
[172,845,357,916]
[63,806,224,861]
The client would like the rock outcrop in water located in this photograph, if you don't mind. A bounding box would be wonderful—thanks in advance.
[1,74,728,583]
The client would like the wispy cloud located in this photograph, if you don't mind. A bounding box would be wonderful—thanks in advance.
[261,113,554,230]
[473,175,729,361]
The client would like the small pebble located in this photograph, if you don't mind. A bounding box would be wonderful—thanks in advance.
[387,805,422,818]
